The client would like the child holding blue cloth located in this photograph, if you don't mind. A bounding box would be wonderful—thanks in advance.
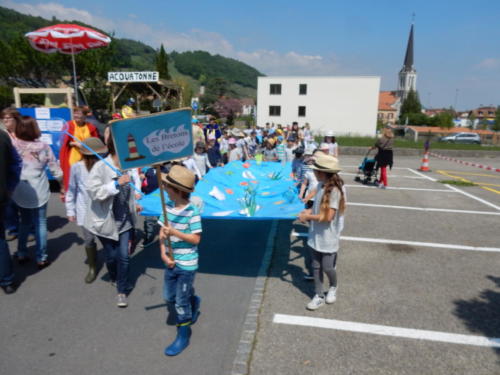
[158,165,202,356]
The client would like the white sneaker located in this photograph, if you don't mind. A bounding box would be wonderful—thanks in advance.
[325,287,337,304]
[306,294,325,310]
[117,294,128,308]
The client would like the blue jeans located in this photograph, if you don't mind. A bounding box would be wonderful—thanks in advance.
[98,229,132,294]
[0,205,14,286]
[163,266,196,324]
[17,204,48,263]
[5,198,19,234]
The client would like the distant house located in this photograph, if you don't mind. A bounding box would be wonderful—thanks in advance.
[424,108,448,117]
[470,106,496,121]
[378,91,400,125]
[240,98,256,117]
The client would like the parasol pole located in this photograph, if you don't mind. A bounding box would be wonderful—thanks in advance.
[70,41,79,106]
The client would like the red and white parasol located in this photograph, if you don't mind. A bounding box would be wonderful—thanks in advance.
[25,24,111,105]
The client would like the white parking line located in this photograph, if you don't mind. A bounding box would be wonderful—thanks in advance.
[407,168,500,211]
[341,172,426,179]
[273,314,500,348]
[407,168,437,182]
[344,165,409,170]
[345,184,455,193]
[348,202,500,216]
[444,184,500,211]
[291,232,500,253]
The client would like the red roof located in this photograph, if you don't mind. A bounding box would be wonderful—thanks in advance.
[240,98,255,106]
[378,91,398,111]
[407,126,495,135]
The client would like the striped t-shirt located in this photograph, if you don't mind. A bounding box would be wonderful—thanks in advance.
[160,202,202,271]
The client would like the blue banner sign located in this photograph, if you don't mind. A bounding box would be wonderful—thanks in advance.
[110,108,193,170]
[18,107,71,180]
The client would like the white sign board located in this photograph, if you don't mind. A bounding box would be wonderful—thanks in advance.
[108,71,159,83]
[35,107,51,119]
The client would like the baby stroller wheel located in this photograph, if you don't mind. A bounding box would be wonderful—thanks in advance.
[354,176,361,182]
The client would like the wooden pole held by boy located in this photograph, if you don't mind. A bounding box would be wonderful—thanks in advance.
[155,164,174,264]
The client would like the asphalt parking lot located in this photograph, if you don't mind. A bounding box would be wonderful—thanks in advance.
[0,207,272,375]
[1,154,499,375]
[249,155,500,375]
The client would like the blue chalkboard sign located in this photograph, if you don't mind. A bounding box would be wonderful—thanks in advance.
[110,108,193,170]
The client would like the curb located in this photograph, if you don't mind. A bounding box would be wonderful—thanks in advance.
[231,220,278,375]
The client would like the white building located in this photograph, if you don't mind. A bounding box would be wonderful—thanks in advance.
[257,76,380,136]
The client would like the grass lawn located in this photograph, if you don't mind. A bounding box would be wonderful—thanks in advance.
[332,136,500,151]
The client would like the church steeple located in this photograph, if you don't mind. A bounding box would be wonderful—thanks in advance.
[398,23,417,99]
[403,24,414,71]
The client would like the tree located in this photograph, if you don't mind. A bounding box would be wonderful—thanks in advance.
[431,112,454,129]
[208,77,228,98]
[493,106,500,132]
[214,97,242,121]
[156,44,170,80]
[399,89,422,124]
[468,113,476,129]
[173,77,193,108]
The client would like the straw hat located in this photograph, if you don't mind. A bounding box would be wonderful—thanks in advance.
[231,128,245,137]
[310,154,342,173]
[80,137,108,155]
[161,165,195,193]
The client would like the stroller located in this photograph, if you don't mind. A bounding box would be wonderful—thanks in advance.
[354,150,378,185]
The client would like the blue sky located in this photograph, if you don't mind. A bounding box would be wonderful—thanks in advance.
[2,0,500,110]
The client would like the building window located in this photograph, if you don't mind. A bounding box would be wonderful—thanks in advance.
[269,106,281,116]
[298,106,306,117]
[299,84,307,95]
[270,84,281,95]
[388,113,394,119]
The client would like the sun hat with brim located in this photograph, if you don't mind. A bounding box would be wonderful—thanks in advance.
[161,165,195,193]
[80,137,108,155]
[231,128,245,137]
[310,154,342,173]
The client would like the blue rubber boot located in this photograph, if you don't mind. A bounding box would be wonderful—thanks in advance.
[164,323,191,356]
[191,296,201,325]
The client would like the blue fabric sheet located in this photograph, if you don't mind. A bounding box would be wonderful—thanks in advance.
[139,161,304,220]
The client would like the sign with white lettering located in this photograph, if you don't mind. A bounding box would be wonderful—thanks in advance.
[110,108,193,170]
[107,71,159,82]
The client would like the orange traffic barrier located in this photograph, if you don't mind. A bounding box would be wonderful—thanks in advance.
[419,152,430,172]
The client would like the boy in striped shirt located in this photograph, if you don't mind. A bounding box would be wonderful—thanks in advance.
[159,165,202,356]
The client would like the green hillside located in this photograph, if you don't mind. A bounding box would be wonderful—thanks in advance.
[0,6,262,103]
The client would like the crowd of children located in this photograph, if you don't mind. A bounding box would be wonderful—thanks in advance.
[1,109,348,356]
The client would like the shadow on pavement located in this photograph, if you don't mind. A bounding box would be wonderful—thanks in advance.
[47,215,68,232]
[13,232,82,287]
[453,275,500,358]
[268,220,314,299]
[125,219,275,295]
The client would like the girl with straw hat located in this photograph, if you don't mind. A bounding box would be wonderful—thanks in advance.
[65,137,107,283]
[298,154,346,310]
